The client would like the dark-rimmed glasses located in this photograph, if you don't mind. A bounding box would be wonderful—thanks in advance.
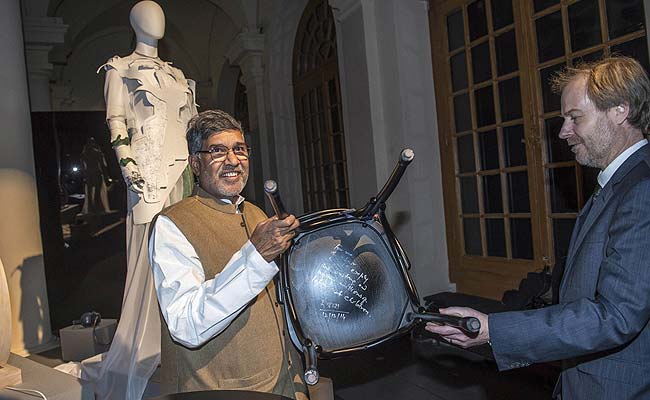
[195,144,251,162]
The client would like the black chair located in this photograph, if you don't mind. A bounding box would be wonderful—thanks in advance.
[265,149,480,386]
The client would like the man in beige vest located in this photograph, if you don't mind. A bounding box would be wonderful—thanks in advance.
[148,109,308,398]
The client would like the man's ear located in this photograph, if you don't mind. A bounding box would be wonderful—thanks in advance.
[189,154,201,176]
[611,103,630,125]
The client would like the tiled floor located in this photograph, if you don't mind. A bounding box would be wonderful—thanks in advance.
[318,334,557,400]
[30,332,557,400]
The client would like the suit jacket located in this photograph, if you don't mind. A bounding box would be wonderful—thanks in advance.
[489,144,650,399]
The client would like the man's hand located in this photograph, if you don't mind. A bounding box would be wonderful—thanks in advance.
[425,307,490,348]
[250,215,300,262]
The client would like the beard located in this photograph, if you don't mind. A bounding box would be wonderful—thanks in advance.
[574,116,616,169]
[200,164,249,199]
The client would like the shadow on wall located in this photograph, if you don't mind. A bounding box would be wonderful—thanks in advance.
[15,254,49,352]
[390,210,411,233]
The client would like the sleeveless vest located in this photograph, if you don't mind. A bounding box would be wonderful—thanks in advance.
[158,188,307,398]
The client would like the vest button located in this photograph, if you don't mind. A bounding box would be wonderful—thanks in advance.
[274,302,279,307]
[240,221,246,227]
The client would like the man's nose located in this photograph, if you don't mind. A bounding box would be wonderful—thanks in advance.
[558,121,572,139]
[224,149,241,165]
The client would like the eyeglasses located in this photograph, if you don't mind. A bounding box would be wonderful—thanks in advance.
[195,144,251,162]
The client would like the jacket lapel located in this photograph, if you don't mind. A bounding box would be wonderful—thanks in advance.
[561,145,650,294]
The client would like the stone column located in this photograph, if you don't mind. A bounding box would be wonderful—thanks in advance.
[227,32,272,205]
[22,16,68,112]
[0,0,56,355]
[329,0,452,296]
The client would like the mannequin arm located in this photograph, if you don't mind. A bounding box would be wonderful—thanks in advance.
[104,67,144,193]
[107,119,143,192]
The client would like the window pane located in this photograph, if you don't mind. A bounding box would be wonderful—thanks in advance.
[611,37,650,75]
[309,89,317,113]
[460,176,479,213]
[545,117,574,162]
[472,41,492,84]
[540,62,565,113]
[536,11,564,63]
[479,130,499,170]
[301,95,309,118]
[334,134,345,160]
[328,79,337,104]
[451,51,468,91]
[454,93,472,132]
[457,134,476,173]
[447,9,464,51]
[468,0,488,41]
[499,77,522,121]
[495,29,518,76]
[504,124,526,167]
[553,218,576,261]
[313,139,322,167]
[475,86,496,127]
[550,166,578,213]
[483,174,503,213]
[508,171,530,213]
[463,218,482,256]
[336,163,346,189]
[534,0,559,13]
[331,106,341,133]
[486,218,506,257]
[511,218,534,259]
[304,118,313,152]
[337,189,347,206]
[491,0,514,31]
[317,87,324,111]
[606,0,645,40]
[568,0,602,53]
[572,50,604,66]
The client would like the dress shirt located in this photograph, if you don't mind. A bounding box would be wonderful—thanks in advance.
[597,139,648,188]
[149,201,278,348]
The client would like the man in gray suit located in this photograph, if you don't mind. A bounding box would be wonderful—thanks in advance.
[427,56,650,399]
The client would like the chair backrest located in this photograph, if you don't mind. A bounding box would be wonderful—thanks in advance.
[284,219,415,354]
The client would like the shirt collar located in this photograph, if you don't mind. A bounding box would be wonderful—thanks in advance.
[220,195,246,213]
[598,139,648,188]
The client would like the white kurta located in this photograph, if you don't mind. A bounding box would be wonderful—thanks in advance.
[149,214,278,348]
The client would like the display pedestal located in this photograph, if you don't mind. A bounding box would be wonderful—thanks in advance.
[0,353,92,399]
[60,319,117,361]
[0,363,22,388]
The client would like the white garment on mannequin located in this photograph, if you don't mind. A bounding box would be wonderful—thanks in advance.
[80,2,197,399]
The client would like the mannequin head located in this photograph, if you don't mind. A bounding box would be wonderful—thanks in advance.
[130,1,165,46]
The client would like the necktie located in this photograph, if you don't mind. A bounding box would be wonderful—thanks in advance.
[593,183,603,199]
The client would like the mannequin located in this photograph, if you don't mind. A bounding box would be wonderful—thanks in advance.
[80,137,111,215]
[82,2,197,399]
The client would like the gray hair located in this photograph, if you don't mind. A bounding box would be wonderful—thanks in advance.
[551,56,650,133]
[186,109,243,154]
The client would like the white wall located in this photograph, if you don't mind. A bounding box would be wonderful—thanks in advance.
[1,0,55,355]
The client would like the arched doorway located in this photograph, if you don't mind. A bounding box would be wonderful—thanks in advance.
[293,0,349,212]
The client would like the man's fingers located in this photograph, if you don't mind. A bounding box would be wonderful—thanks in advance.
[439,307,467,317]
[425,323,463,336]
